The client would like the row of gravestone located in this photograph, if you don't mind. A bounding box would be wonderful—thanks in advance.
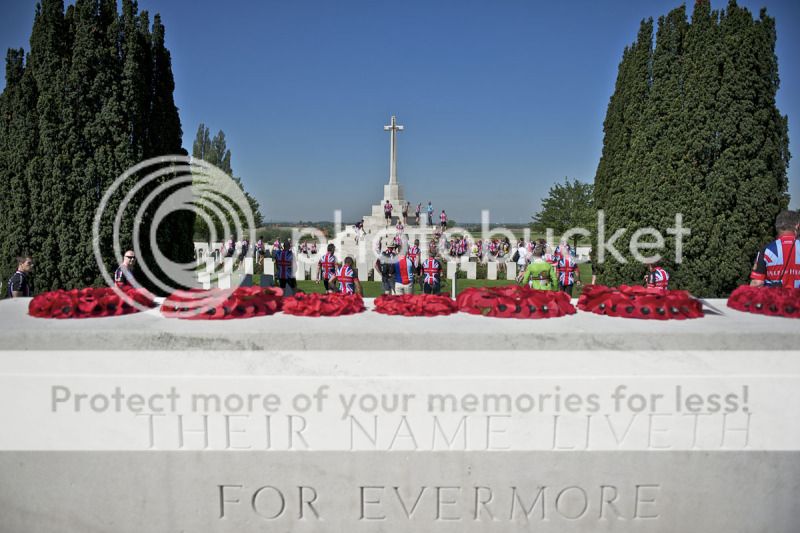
[196,257,520,289]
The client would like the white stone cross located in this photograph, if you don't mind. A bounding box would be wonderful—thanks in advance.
[383,115,404,185]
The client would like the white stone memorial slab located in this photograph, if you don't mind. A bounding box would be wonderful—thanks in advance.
[197,272,212,286]
[446,261,457,279]
[487,261,498,280]
[357,261,370,282]
[205,258,215,274]
[295,262,306,281]
[223,258,233,273]
[242,258,254,275]
[262,258,274,276]
[464,261,477,280]
[505,262,516,280]
[217,273,231,289]
[0,340,798,532]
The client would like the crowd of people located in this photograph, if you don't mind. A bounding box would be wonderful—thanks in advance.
[382,200,446,229]
[5,211,799,300]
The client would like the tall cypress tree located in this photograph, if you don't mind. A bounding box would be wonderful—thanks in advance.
[629,7,688,284]
[676,0,722,293]
[595,0,789,296]
[192,124,263,242]
[27,0,70,291]
[594,19,653,285]
[0,49,38,278]
[0,0,191,293]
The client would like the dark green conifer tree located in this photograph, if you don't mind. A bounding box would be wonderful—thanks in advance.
[0,0,191,293]
[594,1,789,296]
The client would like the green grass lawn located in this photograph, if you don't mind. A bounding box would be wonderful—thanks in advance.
[251,264,594,297]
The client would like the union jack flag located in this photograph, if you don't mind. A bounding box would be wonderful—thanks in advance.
[422,257,441,284]
[274,250,294,279]
[334,264,356,294]
[318,252,337,280]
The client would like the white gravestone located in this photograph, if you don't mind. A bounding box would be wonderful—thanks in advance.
[446,261,457,279]
[205,258,215,274]
[295,261,306,281]
[487,261,498,280]
[356,261,371,282]
[463,261,477,280]
[223,258,233,273]
[262,258,274,276]
[242,258,254,275]
[217,273,231,289]
[310,263,319,282]
[505,262,516,280]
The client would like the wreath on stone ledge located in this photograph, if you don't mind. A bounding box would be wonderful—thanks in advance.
[726,285,800,318]
[160,287,283,320]
[456,286,576,319]
[28,287,156,319]
[374,294,458,316]
[577,285,703,320]
[282,292,365,317]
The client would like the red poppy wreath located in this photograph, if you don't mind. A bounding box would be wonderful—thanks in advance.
[282,292,365,317]
[577,285,703,320]
[160,287,283,320]
[456,286,576,318]
[28,286,156,319]
[374,294,458,316]
[726,285,799,318]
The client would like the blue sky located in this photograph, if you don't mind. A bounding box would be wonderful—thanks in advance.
[2,0,798,222]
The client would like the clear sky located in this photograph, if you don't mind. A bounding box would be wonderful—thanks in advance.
[2,0,798,222]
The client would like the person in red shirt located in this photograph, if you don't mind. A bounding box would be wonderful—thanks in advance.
[751,210,800,288]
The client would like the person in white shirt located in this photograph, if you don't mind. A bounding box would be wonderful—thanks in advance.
[515,240,529,270]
